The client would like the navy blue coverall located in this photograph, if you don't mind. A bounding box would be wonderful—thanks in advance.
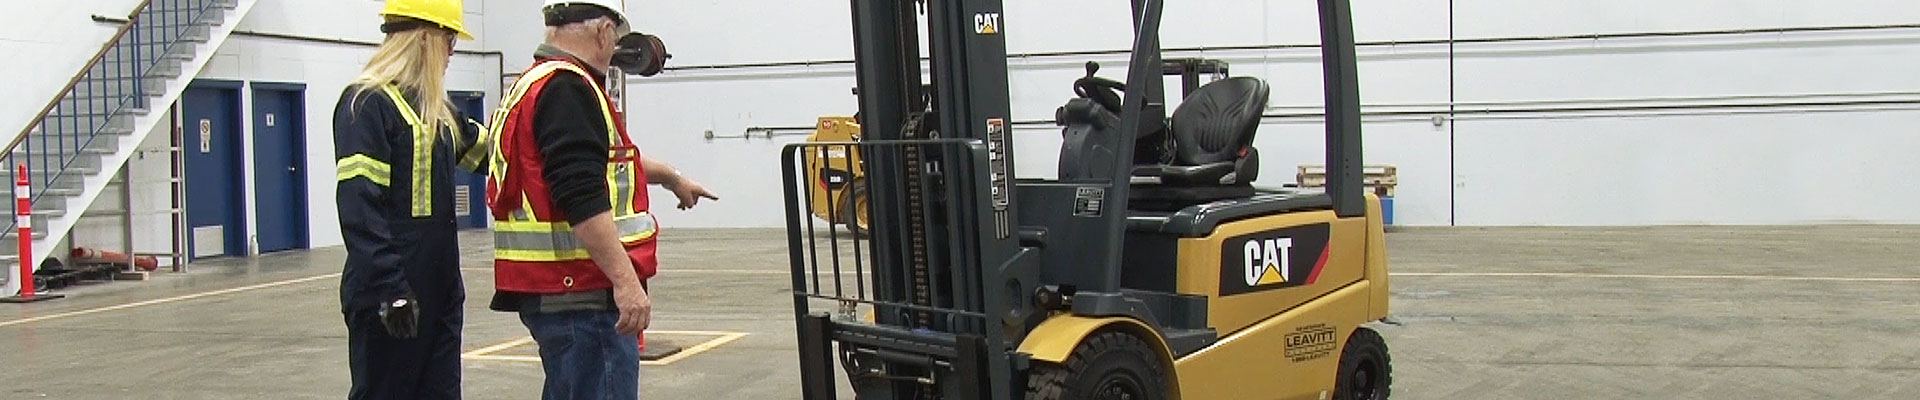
[333,83,490,400]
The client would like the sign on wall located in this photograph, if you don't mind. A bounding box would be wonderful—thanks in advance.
[198,119,212,153]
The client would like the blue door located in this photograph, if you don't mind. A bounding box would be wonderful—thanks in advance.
[251,83,309,253]
[450,92,489,229]
[182,81,247,259]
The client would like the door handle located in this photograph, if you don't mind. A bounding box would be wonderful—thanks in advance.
[287,166,297,173]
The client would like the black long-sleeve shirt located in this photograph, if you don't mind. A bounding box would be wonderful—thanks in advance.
[530,64,614,225]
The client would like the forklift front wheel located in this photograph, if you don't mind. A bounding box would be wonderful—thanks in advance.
[1026,331,1171,400]
[1334,327,1392,400]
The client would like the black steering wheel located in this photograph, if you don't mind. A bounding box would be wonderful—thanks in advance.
[1073,61,1126,114]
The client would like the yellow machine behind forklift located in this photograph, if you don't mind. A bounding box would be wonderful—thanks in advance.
[800,116,869,235]
[780,0,1391,399]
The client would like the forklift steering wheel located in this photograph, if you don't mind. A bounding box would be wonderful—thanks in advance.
[1074,61,1126,113]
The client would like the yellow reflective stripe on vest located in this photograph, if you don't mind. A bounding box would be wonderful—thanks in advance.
[610,146,644,216]
[487,61,581,214]
[456,118,490,172]
[336,154,392,186]
[492,212,657,262]
[380,84,436,217]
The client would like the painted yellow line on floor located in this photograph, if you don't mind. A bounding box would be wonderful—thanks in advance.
[1394,272,1920,282]
[0,273,341,328]
[646,331,750,365]
[459,336,535,359]
[463,330,751,366]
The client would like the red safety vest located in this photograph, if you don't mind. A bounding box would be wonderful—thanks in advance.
[486,58,657,294]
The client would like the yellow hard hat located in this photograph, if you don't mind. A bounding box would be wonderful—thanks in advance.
[381,0,473,40]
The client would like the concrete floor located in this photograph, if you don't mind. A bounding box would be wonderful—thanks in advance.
[2,226,1917,399]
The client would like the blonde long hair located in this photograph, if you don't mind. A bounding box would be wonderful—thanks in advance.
[349,26,458,147]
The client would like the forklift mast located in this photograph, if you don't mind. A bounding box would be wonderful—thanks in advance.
[785,0,1365,398]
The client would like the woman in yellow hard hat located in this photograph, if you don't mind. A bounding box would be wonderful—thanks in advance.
[330,0,487,399]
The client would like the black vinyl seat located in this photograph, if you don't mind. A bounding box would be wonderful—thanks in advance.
[1131,76,1269,210]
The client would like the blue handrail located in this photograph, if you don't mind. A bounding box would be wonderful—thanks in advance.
[3,0,225,245]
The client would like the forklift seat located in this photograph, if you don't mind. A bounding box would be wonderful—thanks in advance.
[1131,76,1269,210]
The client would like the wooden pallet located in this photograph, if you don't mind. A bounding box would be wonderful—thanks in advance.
[1297,164,1398,197]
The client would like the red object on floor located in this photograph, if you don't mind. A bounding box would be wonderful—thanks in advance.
[71,247,159,271]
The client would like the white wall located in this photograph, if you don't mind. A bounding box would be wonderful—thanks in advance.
[568,0,1920,227]
[189,38,500,251]
[61,0,1920,249]
[542,0,1466,228]
[69,0,509,252]
[0,0,147,154]
[213,0,506,249]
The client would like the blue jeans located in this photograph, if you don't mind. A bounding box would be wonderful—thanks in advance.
[519,309,639,400]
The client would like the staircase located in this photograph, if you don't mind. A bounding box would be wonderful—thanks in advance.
[1,0,257,294]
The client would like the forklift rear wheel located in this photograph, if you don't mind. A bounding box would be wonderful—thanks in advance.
[1026,331,1171,400]
[1334,327,1391,400]
[837,182,869,237]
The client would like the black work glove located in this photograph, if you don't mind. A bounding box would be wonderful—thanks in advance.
[377,296,420,339]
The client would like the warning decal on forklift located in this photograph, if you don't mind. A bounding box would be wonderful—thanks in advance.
[1072,187,1104,217]
[987,118,1012,238]
[1219,223,1332,296]
[1285,323,1338,362]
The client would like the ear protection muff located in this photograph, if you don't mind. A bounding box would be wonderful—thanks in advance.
[612,32,672,77]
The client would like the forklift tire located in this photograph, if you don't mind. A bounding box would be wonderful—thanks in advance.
[837,182,869,237]
[1026,331,1171,400]
[1333,327,1391,400]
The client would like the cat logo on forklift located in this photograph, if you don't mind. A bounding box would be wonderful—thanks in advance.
[1244,237,1294,286]
[974,12,1001,35]
[1220,223,1332,296]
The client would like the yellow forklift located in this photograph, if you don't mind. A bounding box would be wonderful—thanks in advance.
[801,115,869,236]
[780,0,1391,399]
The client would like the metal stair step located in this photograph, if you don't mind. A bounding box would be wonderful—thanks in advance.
[22,166,102,178]
[57,107,148,117]
[36,119,134,136]
[88,77,171,97]
[12,143,117,155]
[36,120,133,135]
[41,187,80,198]
[145,61,185,78]
[6,155,113,173]
[25,134,122,151]
[161,48,195,61]
[181,25,213,42]
[6,173,102,189]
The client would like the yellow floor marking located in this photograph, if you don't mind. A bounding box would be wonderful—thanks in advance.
[645,331,750,365]
[1394,272,1920,282]
[459,336,536,359]
[463,330,751,366]
[0,273,341,328]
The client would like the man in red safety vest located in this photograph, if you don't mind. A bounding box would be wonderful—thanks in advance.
[483,1,715,398]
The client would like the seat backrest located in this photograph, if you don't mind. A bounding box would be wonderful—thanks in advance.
[1167,77,1270,166]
